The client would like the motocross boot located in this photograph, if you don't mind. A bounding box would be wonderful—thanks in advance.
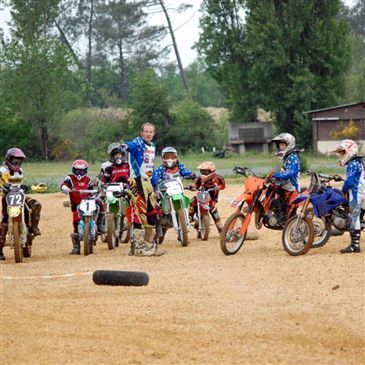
[211,209,223,233]
[0,223,8,260]
[134,227,164,257]
[30,201,42,236]
[70,233,81,255]
[340,230,361,253]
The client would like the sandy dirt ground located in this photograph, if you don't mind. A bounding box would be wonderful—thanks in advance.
[0,185,364,365]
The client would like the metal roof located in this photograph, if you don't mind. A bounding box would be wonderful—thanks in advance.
[303,102,365,114]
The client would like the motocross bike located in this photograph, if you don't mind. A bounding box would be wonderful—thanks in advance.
[155,177,191,246]
[282,172,346,255]
[65,190,100,256]
[220,166,313,255]
[101,182,131,249]
[3,183,36,263]
[188,186,215,241]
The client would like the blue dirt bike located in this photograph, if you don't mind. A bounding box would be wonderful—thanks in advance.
[282,172,347,255]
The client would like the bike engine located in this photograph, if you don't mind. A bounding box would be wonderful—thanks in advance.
[330,208,349,230]
[264,199,286,228]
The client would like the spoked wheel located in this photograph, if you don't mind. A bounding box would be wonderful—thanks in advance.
[120,215,130,244]
[199,215,210,241]
[106,213,116,250]
[311,217,331,249]
[177,210,189,247]
[220,212,247,255]
[12,221,23,263]
[23,233,33,258]
[282,216,314,256]
[83,217,91,256]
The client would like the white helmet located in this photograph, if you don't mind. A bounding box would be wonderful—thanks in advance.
[272,133,296,159]
[162,147,178,168]
[331,139,358,166]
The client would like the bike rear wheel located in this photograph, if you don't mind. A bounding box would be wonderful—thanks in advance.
[311,217,331,249]
[220,212,247,255]
[282,215,314,256]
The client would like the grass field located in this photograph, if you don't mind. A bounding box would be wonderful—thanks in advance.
[23,152,343,192]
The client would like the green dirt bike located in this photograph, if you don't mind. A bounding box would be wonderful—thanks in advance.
[155,177,191,246]
[101,182,131,249]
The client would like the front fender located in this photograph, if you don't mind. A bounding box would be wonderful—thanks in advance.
[230,192,253,209]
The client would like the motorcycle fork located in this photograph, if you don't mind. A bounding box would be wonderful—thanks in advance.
[293,198,311,232]
[238,191,260,235]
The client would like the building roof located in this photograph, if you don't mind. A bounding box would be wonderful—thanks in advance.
[303,102,365,114]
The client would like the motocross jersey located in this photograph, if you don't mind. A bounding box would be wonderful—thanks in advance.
[60,174,92,207]
[0,164,24,196]
[151,163,193,188]
[273,150,301,192]
[343,156,365,202]
[193,173,225,202]
[125,137,155,179]
[101,161,130,184]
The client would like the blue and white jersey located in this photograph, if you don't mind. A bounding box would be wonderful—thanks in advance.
[151,163,193,188]
[343,157,365,202]
[273,152,301,192]
[124,137,156,178]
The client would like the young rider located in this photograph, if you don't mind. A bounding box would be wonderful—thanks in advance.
[151,147,196,188]
[332,139,365,253]
[60,160,103,255]
[189,161,225,233]
[122,123,162,256]
[0,148,42,261]
[100,143,130,184]
[271,133,302,193]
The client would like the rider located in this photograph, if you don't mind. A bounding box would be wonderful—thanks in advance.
[332,139,365,253]
[189,161,225,233]
[151,147,196,188]
[0,148,42,261]
[122,123,162,256]
[60,160,104,255]
[100,142,130,184]
[271,133,303,193]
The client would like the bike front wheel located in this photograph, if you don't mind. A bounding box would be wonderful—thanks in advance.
[220,212,248,255]
[282,215,314,256]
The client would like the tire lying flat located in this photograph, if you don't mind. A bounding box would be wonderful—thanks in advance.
[93,270,149,286]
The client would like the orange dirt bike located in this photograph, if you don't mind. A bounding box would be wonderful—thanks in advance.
[3,182,44,263]
[220,166,313,255]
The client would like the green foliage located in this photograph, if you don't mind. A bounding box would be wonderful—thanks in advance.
[197,0,351,148]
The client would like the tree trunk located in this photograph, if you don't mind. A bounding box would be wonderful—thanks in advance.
[118,41,128,104]
[158,0,189,93]
[86,0,94,84]
[40,119,49,160]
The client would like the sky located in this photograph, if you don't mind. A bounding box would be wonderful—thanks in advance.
[0,0,358,68]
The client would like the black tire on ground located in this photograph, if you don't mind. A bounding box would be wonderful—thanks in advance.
[12,221,23,263]
[177,210,189,247]
[83,217,91,256]
[106,213,116,250]
[92,270,149,286]
[200,215,210,241]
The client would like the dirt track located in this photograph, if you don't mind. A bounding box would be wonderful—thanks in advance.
[1,186,364,365]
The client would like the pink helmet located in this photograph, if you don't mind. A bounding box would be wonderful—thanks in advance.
[72,159,88,180]
[5,148,26,172]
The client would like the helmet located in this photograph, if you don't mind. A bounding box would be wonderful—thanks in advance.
[72,159,88,180]
[197,161,216,180]
[107,142,127,165]
[271,133,296,159]
[5,148,26,172]
[331,139,358,166]
[162,147,178,168]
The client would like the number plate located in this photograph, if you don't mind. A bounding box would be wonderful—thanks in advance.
[79,199,96,214]
[165,180,183,195]
[6,191,25,206]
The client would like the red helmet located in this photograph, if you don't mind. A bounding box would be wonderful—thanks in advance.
[5,148,26,172]
[72,159,88,180]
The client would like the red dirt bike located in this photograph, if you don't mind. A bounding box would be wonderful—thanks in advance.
[188,186,215,241]
[220,166,313,255]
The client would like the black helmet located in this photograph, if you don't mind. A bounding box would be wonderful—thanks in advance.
[107,142,127,165]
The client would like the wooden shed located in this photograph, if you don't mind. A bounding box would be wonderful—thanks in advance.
[304,102,365,154]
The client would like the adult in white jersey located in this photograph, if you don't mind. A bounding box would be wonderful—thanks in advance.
[123,123,162,256]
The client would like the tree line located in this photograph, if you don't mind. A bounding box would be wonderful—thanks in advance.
[0,0,364,160]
